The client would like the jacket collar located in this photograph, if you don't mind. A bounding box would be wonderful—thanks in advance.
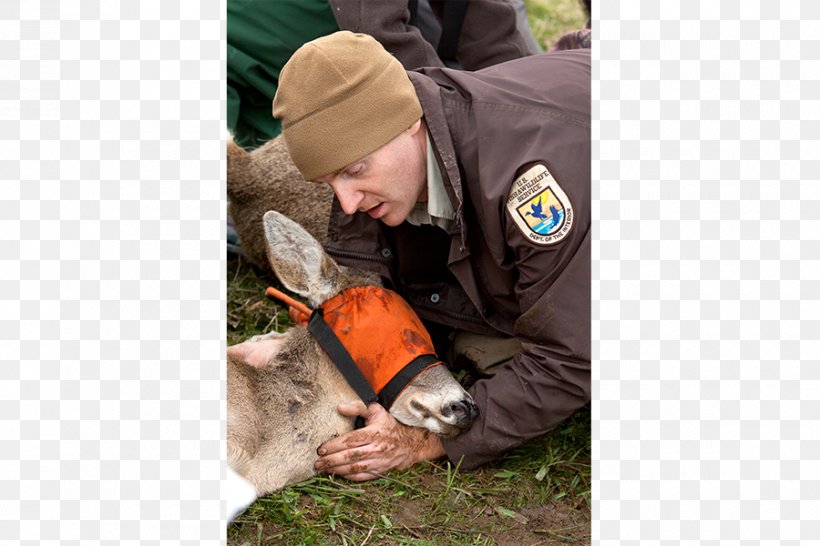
[408,71,469,253]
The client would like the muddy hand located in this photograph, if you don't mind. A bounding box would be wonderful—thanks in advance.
[314,401,445,481]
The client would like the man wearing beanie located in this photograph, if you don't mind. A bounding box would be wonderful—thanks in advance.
[273,31,590,478]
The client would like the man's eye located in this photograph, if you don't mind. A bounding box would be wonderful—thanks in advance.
[346,165,363,177]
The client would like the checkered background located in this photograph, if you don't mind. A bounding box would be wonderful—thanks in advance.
[1,0,224,544]
[1,0,818,544]
[596,1,820,544]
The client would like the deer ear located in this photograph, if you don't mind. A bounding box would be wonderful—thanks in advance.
[262,211,343,306]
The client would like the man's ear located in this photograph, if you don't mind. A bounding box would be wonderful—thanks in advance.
[407,118,422,136]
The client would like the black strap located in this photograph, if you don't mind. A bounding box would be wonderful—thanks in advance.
[307,308,378,429]
[437,0,469,62]
[378,354,442,410]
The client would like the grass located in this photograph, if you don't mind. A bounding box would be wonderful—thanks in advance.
[227,254,292,347]
[228,409,590,545]
[525,0,589,51]
[230,424,590,545]
[230,440,590,544]
[228,2,591,543]
[227,254,591,545]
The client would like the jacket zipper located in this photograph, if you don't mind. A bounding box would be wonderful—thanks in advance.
[325,247,391,264]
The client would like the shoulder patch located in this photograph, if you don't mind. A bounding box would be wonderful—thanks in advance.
[506,163,574,246]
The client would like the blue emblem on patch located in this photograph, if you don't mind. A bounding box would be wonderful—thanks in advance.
[517,188,565,236]
[506,163,574,246]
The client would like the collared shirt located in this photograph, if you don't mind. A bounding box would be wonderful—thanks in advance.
[405,129,456,232]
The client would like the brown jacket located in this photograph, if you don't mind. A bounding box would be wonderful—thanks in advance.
[325,50,591,469]
[329,0,531,70]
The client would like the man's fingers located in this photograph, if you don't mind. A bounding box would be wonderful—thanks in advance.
[318,403,387,456]
[336,400,383,419]
[317,425,380,455]
[344,471,382,482]
[335,400,367,416]
[314,458,383,482]
[314,448,365,471]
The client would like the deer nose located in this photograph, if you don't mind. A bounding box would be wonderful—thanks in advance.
[443,399,479,429]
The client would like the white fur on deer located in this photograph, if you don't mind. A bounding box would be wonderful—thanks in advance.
[227,211,476,515]
[226,467,257,523]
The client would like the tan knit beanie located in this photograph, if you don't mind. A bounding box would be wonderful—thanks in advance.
[272,31,423,181]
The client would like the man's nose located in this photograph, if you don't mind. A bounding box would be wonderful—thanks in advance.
[335,186,363,215]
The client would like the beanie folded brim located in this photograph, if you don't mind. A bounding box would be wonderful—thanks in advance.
[282,62,422,181]
[273,31,423,181]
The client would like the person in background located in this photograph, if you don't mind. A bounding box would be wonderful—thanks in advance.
[227,0,537,150]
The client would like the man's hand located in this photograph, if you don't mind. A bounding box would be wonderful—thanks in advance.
[314,401,446,482]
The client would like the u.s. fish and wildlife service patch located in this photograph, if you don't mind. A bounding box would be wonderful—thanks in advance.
[506,163,573,245]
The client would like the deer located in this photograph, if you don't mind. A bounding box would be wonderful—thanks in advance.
[227,134,334,275]
[227,211,477,518]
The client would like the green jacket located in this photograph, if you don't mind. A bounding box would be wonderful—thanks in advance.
[227,0,338,149]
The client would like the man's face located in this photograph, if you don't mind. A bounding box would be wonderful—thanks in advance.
[315,120,427,227]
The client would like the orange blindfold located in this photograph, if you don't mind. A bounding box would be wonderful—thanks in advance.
[266,286,443,408]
